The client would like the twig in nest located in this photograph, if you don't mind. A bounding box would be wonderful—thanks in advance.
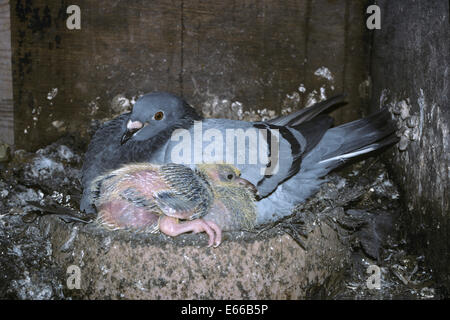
[282,225,308,251]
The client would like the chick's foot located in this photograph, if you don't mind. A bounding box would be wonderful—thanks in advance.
[159,216,222,247]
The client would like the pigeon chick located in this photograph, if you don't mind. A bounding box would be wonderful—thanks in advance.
[198,163,257,232]
[91,163,256,247]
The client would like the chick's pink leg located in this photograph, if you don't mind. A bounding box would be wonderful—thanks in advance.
[204,220,222,246]
[159,216,222,247]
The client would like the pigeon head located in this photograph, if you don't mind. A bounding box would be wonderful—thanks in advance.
[121,92,201,145]
[199,163,258,231]
[197,163,257,196]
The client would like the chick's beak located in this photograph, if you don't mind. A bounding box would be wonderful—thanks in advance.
[120,120,143,145]
[236,177,258,198]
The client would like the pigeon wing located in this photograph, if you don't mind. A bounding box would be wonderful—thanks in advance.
[267,94,345,126]
[158,163,214,220]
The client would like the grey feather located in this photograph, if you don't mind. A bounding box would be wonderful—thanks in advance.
[154,118,313,197]
[256,108,398,223]
[267,94,346,126]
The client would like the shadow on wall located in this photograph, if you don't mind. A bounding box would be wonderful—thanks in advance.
[369,0,450,294]
[10,0,371,151]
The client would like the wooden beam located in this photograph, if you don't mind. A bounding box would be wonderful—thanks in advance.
[0,0,13,146]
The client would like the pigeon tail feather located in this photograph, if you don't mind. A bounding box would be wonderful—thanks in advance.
[267,94,346,127]
[256,108,398,224]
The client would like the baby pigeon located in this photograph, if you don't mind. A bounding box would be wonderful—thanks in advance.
[91,162,257,247]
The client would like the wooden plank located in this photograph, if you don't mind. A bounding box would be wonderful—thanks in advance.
[0,0,13,146]
[11,0,371,151]
[11,0,182,150]
[182,0,309,116]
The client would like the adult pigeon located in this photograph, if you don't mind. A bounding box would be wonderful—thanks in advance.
[82,91,397,225]
[91,162,257,247]
[81,91,338,214]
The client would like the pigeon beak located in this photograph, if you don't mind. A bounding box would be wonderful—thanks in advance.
[121,128,139,145]
[237,178,259,198]
[121,120,143,145]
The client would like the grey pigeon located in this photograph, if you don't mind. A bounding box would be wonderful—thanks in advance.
[82,92,397,225]
[81,92,337,214]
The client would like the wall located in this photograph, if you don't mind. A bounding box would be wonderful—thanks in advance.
[370,0,449,292]
[0,0,13,146]
[10,0,371,151]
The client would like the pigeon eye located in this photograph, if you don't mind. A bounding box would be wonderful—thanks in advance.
[154,111,164,121]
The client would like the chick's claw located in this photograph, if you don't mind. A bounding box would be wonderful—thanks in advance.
[204,220,222,247]
[159,216,222,247]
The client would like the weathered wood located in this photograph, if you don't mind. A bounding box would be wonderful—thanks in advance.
[182,0,310,111]
[0,0,13,146]
[10,0,371,151]
[370,0,450,291]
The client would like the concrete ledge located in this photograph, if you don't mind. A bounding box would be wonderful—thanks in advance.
[42,215,350,299]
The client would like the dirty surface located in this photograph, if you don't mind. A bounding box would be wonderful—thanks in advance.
[370,0,449,293]
[0,136,441,299]
[11,0,370,151]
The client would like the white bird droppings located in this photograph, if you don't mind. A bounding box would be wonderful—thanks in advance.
[314,67,334,82]
[47,88,58,100]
